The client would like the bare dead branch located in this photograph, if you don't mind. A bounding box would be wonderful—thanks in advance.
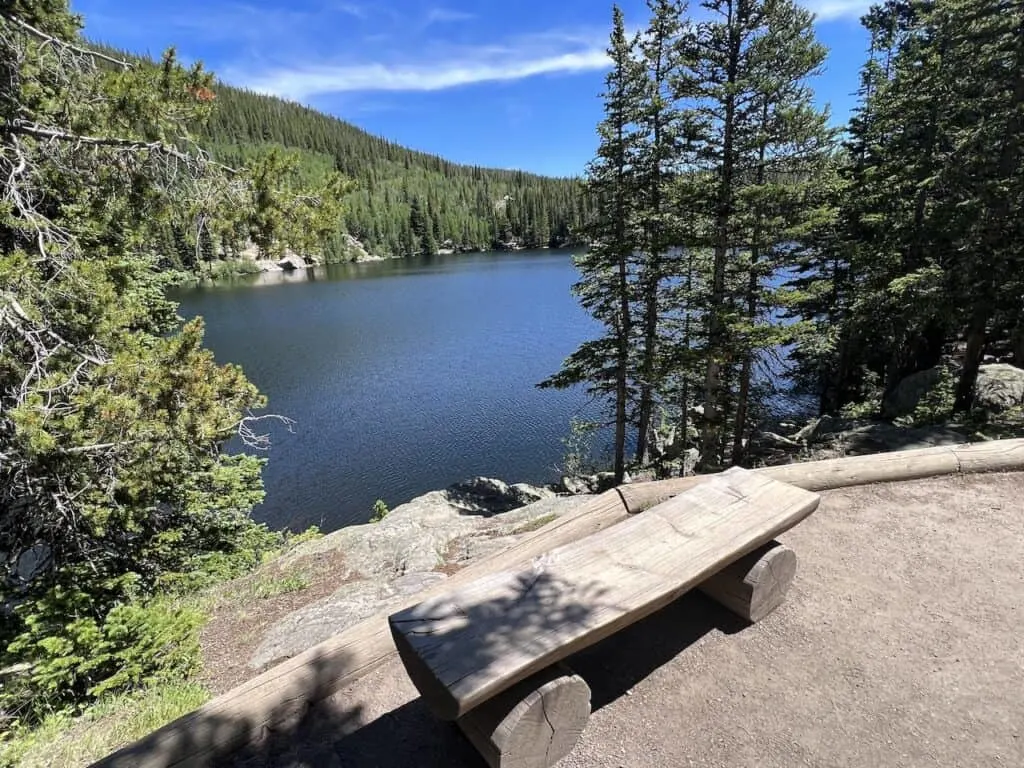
[9,120,201,165]
[0,12,131,69]
[237,414,297,451]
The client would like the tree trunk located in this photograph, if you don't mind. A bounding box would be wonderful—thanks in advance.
[954,310,988,413]
[732,258,758,465]
[679,249,694,473]
[614,245,631,483]
[635,30,671,467]
[635,258,660,465]
[732,98,768,465]
[701,2,740,472]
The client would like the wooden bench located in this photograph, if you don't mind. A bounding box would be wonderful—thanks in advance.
[388,467,819,767]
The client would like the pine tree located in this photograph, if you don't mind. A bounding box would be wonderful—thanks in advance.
[540,6,644,483]
[0,3,340,714]
[792,0,1024,416]
[632,0,690,464]
[674,0,834,468]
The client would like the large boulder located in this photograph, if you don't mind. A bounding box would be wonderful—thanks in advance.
[882,367,944,419]
[816,421,966,456]
[975,364,1024,411]
[251,490,591,668]
[444,477,550,516]
[276,253,309,271]
[791,415,870,446]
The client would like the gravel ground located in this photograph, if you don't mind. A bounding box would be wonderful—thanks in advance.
[226,472,1024,768]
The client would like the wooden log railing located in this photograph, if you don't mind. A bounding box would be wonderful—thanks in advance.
[92,438,1024,768]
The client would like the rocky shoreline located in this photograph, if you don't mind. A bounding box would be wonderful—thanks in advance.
[246,478,591,669]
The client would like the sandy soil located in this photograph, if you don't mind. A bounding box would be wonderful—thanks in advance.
[201,549,354,694]
[225,472,1024,768]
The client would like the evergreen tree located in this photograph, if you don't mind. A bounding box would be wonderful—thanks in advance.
[790,0,1024,416]
[0,3,337,715]
[632,0,691,464]
[674,0,834,468]
[540,6,644,483]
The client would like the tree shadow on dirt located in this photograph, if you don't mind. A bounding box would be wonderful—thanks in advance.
[94,576,747,767]
[216,589,746,767]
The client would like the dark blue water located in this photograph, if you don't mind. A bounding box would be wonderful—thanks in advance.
[172,251,600,532]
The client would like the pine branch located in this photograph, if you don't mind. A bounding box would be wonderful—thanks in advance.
[7,120,241,174]
[9,119,198,164]
[0,12,131,69]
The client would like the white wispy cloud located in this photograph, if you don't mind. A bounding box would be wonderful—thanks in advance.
[424,7,476,25]
[333,2,367,19]
[804,0,873,21]
[237,33,610,100]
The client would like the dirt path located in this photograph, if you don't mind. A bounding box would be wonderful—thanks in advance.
[225,472,1024,768]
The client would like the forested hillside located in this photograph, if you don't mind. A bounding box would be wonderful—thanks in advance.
[198,85,588,260]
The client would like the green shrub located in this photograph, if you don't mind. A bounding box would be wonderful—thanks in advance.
[369,499,389,523]
[904,366,956,426]
[560,418,600,477]
[3,592,204,722]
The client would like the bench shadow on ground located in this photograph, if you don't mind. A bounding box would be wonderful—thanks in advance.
[218,589,746,768]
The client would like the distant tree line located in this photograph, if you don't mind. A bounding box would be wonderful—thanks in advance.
[196,85,589,261]
[546,0,1024,482]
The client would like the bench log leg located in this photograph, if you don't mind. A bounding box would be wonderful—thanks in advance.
[697,540,797,623]
[457,664,590,768]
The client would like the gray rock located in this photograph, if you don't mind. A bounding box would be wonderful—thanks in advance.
[791,415,857,445]
[560,475,591,495]
[791,417,821,443]
[592,471,618,492]
[815,422,967,457]
[444,477,550,515]
[882,367,944,418]
[975,364,1024,411]
[753,431,802,452]
[389,571,448,596]
[276,253,309,271]
[250,578,402,668]
[252,491,590,667]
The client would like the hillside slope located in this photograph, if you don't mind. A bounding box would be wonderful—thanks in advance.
[199,84,588,260]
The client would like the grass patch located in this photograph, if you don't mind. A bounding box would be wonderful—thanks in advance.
[251,569,311,599]
[0,682,209,768]
[511,513,558,535]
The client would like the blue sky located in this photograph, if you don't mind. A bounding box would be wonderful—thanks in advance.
[73,0,874,177]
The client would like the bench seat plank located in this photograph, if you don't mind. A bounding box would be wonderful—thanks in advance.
[389,467,820,719]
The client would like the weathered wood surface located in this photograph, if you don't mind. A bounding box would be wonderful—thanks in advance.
[457,664,590,768]
[390,468,821,720]
[697,540,797,623]
[95,438,1024,767]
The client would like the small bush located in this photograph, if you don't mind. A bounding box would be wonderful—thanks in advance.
[3,593,204,722]
[369,499,389,523]
[905,366,956,426]
[561,418,600,477]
